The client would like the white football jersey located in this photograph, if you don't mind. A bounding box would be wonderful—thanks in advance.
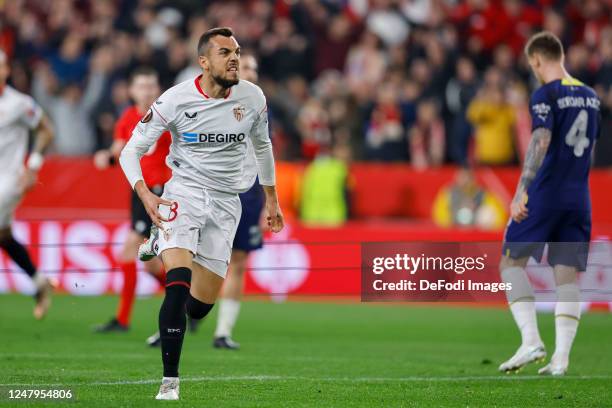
[0,86,43,176]
[120,76,274,194]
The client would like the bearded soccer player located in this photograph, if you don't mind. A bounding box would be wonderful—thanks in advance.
[120,28,283,400]
[93,67,170,332]
[499,32,601,376]
[0,49,55,319]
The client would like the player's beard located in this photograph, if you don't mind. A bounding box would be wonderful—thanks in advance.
[212,72,239,89]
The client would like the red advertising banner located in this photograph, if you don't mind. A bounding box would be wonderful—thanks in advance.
[2,220,612,312]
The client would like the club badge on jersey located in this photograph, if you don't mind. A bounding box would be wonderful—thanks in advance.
[233,104,245,122]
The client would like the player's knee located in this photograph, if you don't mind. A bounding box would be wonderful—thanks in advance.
[185,294,214,320]
[499,255,526,272]
[165,267,191,291]
[499,256,511,273]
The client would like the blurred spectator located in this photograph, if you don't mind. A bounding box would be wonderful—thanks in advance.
[432,167,507,230]
[507,81,532,161]
[446,57,479,165]
[499,0,542,57]
[157,37,189,89]
[300,143,352,227]
[48,34,89,85]
[409,99,445,170]
[297,97,332,160]
[364,82,411,161]
[595,28,612,94]
[401,0,436,26]
[345,31,386,97]
[543,8,570,46]
[492,44,516,80]
[259,17,309,80]
[467,73,516,165]
[0,0,606,162]
[32,47,111,155]
[366,4,409,47]
[450,0,504,56]
[304,5,361,76]
[566,43,596,85]
[594,28,612,167]
[410,32,455,98]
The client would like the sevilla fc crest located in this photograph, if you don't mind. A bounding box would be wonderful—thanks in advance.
[232,104,245,122]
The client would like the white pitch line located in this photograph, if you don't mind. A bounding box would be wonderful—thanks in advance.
[2,374,611,387]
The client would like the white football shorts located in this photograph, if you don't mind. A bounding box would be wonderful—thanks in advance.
[156,176,241,278]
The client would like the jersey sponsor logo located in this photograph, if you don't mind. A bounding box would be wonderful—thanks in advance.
[182,132,246,144]
[232,104,245,122]
[532,103,550,122]
[155,100,163,105]
[184,111,197,119]
[141,109,153,123]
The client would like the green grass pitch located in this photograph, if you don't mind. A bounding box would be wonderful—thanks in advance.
[0,294,611,407]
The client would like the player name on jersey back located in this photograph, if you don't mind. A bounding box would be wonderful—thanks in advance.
[557,96,601,110]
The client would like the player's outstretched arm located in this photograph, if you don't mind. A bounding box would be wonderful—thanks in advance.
[32,114,55,152]
[511,127,552,223]
[21,114,54,193]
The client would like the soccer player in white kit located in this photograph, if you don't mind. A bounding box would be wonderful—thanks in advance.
[119,28,284,400]
[0,50,55,319]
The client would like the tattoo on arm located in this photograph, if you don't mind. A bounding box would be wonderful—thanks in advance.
[513,128,552,203]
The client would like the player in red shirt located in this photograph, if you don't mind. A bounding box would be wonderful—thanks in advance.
[93,67,171,332]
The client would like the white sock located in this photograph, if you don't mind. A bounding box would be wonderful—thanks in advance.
[162,376,179,383]
[501,266,542,347]
[553,283,581,365]
[214,299,241,338]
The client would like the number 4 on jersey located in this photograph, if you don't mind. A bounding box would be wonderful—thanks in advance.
[565,109,589,157]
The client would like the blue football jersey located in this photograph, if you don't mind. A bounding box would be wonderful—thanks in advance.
[527,78,601,210]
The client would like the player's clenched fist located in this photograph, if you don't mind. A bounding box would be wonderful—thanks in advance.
[262,185,284,233]
[134,180,172,228]
[510,191,529,223]
[265,200,284,233]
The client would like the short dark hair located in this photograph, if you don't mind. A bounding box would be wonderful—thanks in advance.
[525,31,564,61]
[197,27,234,56]
[129,66,158,84]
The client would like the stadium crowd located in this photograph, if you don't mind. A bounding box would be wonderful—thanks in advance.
[0,0,610,165]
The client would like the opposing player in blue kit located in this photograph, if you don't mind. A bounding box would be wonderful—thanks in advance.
[499,32,601,376]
